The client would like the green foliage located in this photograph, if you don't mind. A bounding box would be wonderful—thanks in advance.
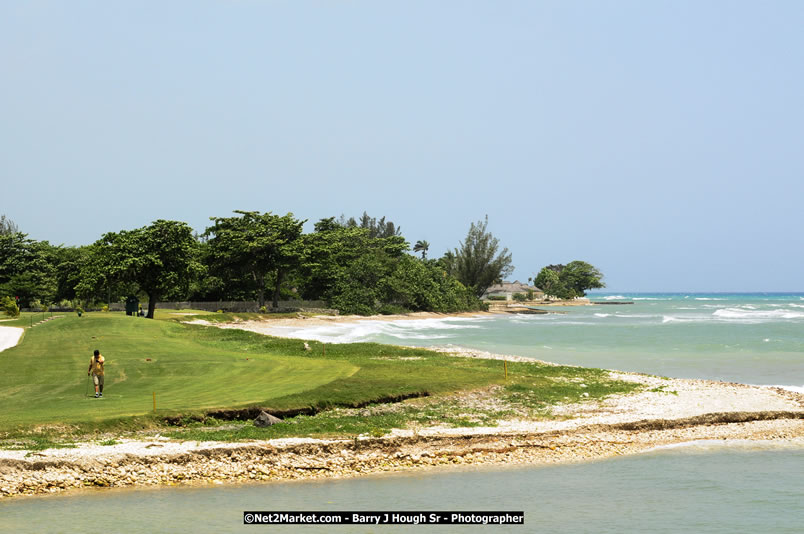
[51,246,91,303]
[534,268,570,299]
[448,216,514,297]
[534,261,605,299]
[77,220,203,318]
[30,298,50,311]
[298,224,408,310]
[512,292,528,302]
[413,240,430,260]
[486,295,507,301]
[328,249,485,315]
[2,295,20,317]
[330,248,393,315]
[0,231,57,307]
[0,214,19,235]
[560,260,605,296]
[205,211,305,308]
[338,212,402,238]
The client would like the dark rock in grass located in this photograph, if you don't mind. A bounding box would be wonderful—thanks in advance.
[254,411,283,427]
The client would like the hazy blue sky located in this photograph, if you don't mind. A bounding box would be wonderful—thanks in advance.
[3,1,803,292]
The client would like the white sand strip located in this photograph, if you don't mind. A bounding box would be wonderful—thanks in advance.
[0,326,24,352]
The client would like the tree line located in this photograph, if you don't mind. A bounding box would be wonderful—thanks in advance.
[1,212,525,318]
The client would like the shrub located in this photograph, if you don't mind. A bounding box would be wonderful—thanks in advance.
[101,305,109,312]
[486,295,507,301]
[512,292,527,302]
[378,304,408,315]
[2,296,20,317]
[259,305,267,314]
[75,305,84,316]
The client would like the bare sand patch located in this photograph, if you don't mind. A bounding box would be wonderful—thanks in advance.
[0,326,23,353]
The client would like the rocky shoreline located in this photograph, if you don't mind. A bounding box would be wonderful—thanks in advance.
[2,368,802,499]
[2,415,802,498]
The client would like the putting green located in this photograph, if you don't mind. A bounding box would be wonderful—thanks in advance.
[0,314,357,427]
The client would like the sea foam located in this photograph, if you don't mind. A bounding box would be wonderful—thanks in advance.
[712,308,804,321]
[263,316,488,344]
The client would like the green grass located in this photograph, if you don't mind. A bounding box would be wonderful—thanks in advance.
[0,313,357,429]
[0,312,640,443]
[1,311,54,328]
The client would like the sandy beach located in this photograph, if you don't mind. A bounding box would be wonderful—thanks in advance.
[0,326,24,353]
[2,317,802,498]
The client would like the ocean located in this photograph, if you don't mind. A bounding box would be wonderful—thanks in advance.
[263,292,804,390]
[1,293,802,532]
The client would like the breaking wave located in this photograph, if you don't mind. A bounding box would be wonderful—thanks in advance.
[712,308,804,321]
[258,317,488,344]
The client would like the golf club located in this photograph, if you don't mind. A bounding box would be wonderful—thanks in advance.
[85,373,90,398]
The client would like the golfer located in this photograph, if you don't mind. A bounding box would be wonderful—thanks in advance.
[88,349,105,398]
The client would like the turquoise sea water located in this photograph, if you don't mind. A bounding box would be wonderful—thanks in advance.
[2,445,802,533]
[2,293,802,531]
[267,293,804,389]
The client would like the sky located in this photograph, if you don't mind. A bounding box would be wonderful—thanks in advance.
[2,1,803,292]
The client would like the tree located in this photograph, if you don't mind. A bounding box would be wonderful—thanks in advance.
[78,220,203,318]
[204,211,305,308]
[0,231,57,307]
[438,251,456,275]
[0,215,19,235]
[560,260,605,297]
[413,240,430,260]
[449,216,514,297]
[534,267,568,299]
[298,222,407,304]
[51,246,91,303]
[2,295,20,317]
[534,261,605,299]
[337,212,402,238]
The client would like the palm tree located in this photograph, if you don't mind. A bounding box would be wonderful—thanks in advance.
[413,240,430,260]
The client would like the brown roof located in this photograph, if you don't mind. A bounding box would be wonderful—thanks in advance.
[483,280,542,294]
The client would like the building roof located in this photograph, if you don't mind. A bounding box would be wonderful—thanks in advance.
[483,280,542,295]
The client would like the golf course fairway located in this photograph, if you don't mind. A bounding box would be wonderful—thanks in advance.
[0,313,359,427]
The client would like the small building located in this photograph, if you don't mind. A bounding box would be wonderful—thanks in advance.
[125,296,140,316]
[482,280,544,301]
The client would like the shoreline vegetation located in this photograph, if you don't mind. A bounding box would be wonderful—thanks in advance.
[1,312,802,499]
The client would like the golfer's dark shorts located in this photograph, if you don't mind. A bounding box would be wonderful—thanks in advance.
[92,374,104,387]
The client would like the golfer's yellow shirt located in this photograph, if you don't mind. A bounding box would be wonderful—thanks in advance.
[89,355,105,376]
